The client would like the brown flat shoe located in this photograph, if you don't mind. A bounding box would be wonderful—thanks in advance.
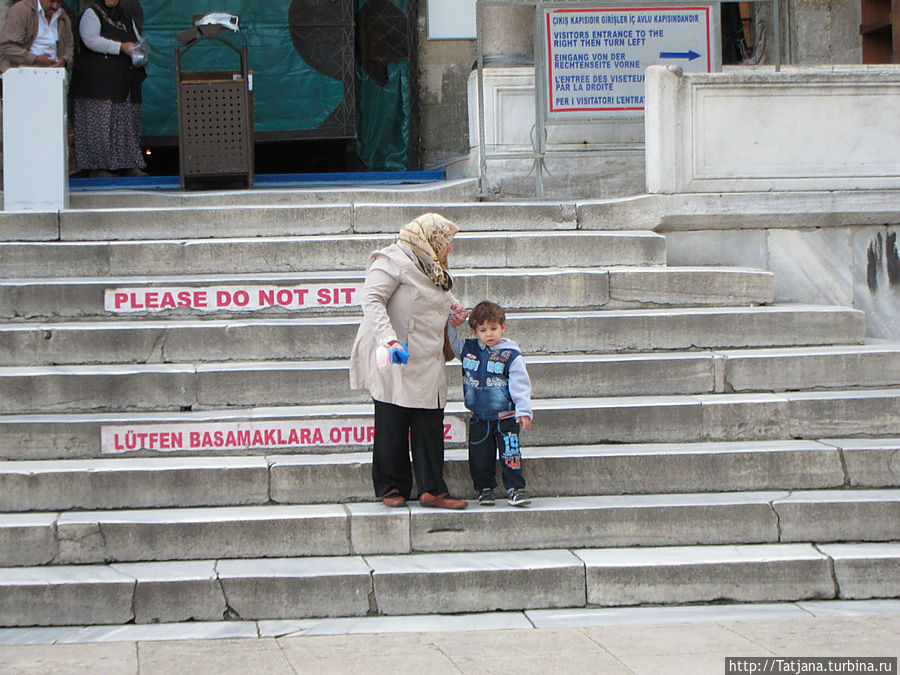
[382,490,406,507]
[419,491,467,509]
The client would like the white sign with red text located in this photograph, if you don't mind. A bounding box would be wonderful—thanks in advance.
[101,416,468,454]
[105,284,362,313]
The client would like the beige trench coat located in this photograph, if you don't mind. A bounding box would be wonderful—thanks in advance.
[349,242,457,409]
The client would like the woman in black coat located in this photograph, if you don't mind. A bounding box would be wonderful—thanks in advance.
[70,0,147,177]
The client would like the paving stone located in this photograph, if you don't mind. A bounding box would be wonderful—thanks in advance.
[57,621,259,643]
[0,641,138,674]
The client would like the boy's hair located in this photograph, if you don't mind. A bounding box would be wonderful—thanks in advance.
[468,300,506,329]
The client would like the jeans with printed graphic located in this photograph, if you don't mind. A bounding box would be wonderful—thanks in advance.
[468,417,526,492]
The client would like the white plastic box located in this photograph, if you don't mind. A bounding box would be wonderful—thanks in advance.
[2,67,68,211]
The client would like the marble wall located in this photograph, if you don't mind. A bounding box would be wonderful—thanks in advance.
[645,65,900,194]
[667,224,900,340]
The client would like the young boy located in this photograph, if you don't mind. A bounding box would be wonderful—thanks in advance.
[447,300,533,506]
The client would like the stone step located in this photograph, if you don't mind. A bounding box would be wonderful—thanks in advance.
[0,266,775,320]
[717,343,900,392]
[1,543,897,625]
[0,437,896,507]
[1,391,898,462]
[66,178,480,210]
[0,231,665,278]
[0,305,866,366]
[4,344,899,414]
[3,202,583,243]
[2,490,897,566]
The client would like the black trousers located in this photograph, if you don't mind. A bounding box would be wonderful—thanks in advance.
[372,399,448,500]
[468,417,526,492]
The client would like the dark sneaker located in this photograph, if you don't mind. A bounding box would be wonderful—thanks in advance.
[478,488,495,506]
[507,488,531,507]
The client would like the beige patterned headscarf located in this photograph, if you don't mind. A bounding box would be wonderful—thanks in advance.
[397,213,459,291]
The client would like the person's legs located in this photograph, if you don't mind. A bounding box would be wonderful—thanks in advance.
[468,418,498,492]
[372,400,413,499]
[409,407,448,497]
[497,417,526,491]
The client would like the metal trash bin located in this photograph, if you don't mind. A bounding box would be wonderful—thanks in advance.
[176,18,253,189]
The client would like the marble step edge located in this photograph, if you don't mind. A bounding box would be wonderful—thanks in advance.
[4,389,899,423]
[1,208,656,242]
[2,489,899,566]
[0,266,776,317]
[0,266,778,320]
[4,345,900,415]
[0,304,869,366]
[5,343,897,374]
[0,438,897,510]
[0,303,865,331]
[0,229,661,244]
[1,392,899,462]
[65,178,481,209]
[1,543,897,625]
[0,265,774,286]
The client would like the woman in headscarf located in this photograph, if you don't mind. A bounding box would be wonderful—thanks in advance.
[350,213,469,509]
[70,0,147,177]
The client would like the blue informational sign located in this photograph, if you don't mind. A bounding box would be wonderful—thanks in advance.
[545,6,716,115]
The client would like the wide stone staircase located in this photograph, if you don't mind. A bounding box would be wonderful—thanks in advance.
[0,179,898,627]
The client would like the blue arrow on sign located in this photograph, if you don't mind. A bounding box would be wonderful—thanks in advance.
[659,50,702,61]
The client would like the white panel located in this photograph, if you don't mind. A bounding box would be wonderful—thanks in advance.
[2,67,69,211]
[694,85,900,179]
[427,0,476,40]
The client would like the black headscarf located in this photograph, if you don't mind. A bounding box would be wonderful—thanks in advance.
[88,1,131,32]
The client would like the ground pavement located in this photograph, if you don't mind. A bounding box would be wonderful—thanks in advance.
[1,601,898,674]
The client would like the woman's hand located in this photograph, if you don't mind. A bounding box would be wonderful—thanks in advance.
[120,42,138,55]
[517,416,532,431]
[449,303,468,327]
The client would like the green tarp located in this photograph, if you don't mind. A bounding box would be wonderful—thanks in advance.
[83,0,414,169]
[140,1,343,138]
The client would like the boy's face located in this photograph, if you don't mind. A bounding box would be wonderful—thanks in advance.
[474,320,506,347]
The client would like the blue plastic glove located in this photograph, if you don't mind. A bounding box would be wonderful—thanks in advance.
[390,343,409,365]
